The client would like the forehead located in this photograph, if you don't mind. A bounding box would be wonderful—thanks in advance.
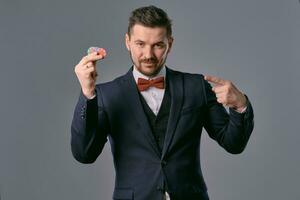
[130,24,168,42]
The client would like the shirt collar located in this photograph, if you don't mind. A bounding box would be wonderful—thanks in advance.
[132,65,166,84]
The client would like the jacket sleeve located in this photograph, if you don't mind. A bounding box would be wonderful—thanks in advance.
[202,78,254,154]
[71,86,110,163]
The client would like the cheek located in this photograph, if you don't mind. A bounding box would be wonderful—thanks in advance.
[156,49,168,60]
[132,47,143,57]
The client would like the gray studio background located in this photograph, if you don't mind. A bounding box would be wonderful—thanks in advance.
[0,0,299,199]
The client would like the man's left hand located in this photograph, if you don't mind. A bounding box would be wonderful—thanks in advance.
[204,75,247,113]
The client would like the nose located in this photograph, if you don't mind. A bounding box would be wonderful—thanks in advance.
[143,46,154,59]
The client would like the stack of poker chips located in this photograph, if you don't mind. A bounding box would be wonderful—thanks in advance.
[87,47,107,57]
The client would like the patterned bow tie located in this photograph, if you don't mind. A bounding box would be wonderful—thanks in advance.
[137,77,165,91]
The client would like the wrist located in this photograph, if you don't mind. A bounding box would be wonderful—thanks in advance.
[233,94,247,112]
[82,88,95,99]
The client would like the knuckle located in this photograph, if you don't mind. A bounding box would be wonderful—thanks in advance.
[75,65,82,74]
[223,86,228,93]
[77,65,83,71]
[226,84,231,91]
[82,56,88,62]
[225,81,231,88]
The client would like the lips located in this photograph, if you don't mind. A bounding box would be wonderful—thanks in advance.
[143,62,155,64]
[142,63,157,67]
[142,60,157,64]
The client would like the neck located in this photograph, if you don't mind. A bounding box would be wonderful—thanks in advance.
[134,65,165,79]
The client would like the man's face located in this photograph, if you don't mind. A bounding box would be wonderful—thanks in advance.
[125,24,173,77]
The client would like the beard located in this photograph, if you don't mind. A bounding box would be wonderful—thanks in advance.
[128,52,167,77]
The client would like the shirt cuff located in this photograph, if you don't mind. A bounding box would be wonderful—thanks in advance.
[232,106,247,114]
[88,94,96,100]
[79,89,97,102]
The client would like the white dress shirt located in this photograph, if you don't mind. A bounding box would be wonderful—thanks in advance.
[132,65,166,116]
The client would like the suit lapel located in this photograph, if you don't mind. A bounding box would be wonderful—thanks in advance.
[118,67,161,157]
[161,67,183,159]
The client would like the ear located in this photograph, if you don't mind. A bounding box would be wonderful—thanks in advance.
[167,36,174,53]
[125,33,130,51]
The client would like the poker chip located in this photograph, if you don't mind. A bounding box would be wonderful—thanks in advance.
[87,46,107,57]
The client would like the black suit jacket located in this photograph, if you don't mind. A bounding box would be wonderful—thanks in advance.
[71,67,254,200]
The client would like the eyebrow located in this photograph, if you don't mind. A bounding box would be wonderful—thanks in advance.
[134,40,165,44]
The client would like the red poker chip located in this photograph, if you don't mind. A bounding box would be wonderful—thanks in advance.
[87,47,107,57]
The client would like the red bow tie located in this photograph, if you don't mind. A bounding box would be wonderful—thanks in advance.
[137,77,165,91]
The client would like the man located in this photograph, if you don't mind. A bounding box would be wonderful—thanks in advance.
[71,5,254,200]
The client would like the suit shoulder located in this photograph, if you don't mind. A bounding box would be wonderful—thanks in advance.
[168,68,205,82]
[182,72,204,81]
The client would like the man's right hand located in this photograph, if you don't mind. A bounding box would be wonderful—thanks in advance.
[74,49,106,99]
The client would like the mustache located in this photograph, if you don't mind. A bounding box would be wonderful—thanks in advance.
[140,58,158,63]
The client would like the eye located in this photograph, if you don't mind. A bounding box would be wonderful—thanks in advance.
[154,43,165,48]
[136,42,144,47]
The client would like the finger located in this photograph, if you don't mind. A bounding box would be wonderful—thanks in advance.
[98,48,107,57]
[204,75,226,85]
[86,62,94,68]
[91,71,98,79]
[216,93,227,100]
[79,52,100,66]
[216,98,223,104]
[82,62,95,71]
[79,52,105,66]
[212,86,224,94]
[217,97,228,106]
[216,93,222,99]
[85,66,96,73]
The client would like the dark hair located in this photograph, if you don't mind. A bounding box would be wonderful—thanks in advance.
[127,5,172,38]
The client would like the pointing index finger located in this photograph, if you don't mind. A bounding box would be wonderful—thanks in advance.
[204,75,226,85]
